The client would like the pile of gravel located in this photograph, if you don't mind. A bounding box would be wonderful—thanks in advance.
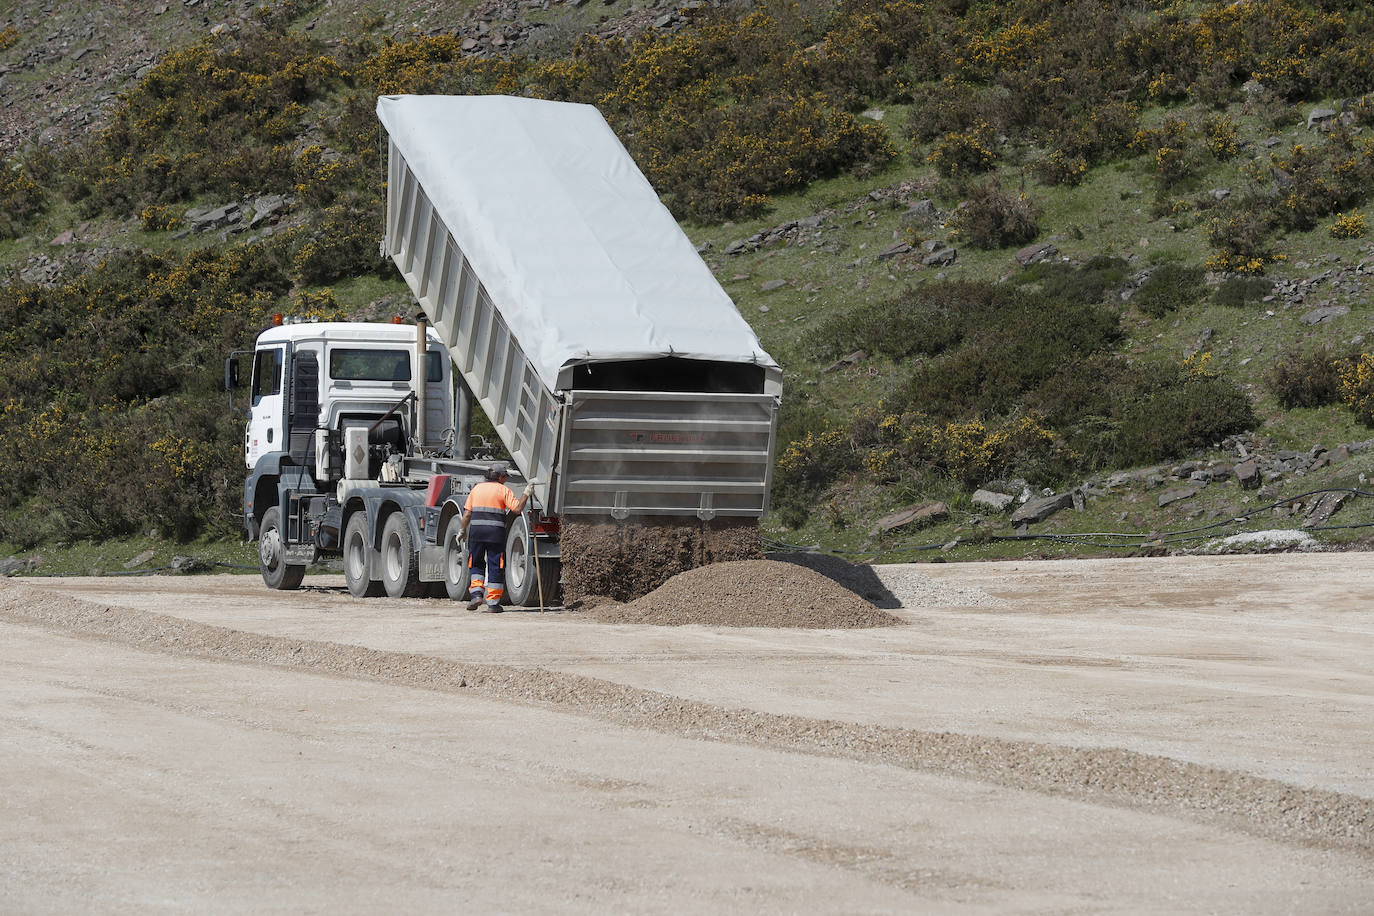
[589,558,904,628]
[561,517,763,604]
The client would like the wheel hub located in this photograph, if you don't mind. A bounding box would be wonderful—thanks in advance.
[259,529,281,570]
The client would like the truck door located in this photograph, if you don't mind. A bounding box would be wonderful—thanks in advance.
[245,345,286,469]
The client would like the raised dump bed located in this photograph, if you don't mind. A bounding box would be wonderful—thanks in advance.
[377,94,782,520]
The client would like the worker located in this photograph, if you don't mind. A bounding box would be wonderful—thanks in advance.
[457,461,534,612]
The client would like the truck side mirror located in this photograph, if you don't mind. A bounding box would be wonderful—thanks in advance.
[225,350,252,415]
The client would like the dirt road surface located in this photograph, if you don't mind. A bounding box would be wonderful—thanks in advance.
[3,553,1371,912]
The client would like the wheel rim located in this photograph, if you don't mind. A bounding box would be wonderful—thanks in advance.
[508,529,528,591]
[260,527,282,572]
[445,531,463,585]
[346,531,365,581]
[384,532,403,582]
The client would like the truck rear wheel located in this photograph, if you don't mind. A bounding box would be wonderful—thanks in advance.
[381,512,425,598]
[442,517,470,601]
[343,511,384,598]
[259,507,307,591]
[505,514,561,607]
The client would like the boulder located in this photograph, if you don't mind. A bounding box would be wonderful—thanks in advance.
[821,350,866,373]
[971,489,1015,512]
[249,194,287,227]
[899,200,941,229]
[1157,487,1199,508]
[123,549,156,570]
[1302,491,1350,528]
[872,501,949,535]
[1300,305,1349,325]
[1015,242,1057,267]
[877,242,911,261]
[923,246,957,267]
[1306,108,1339,131]
[185,202,241,233]
[1009,491,1074,525]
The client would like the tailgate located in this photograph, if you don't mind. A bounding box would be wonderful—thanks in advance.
[554,390,779,519]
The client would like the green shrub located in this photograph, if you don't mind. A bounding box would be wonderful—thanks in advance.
[771,424,860,528]
[1266,346,1350,409]
[948,182,1040,250]
[892,288,1121,421]
[1037,100,1139,185]
[904,78,984,143]
[72,30,343,217]
[644,91,895,221]
[0,158,45,238]
[288,202,381,286]
[1018,256,1128,304]
[1133,117,1203,191]
[1212,275,1273,307]
[1114,359,1256,466]
[1201,113,1241,160]
[857,411,1073,489]
[926,122,997,177]
[1205,207,1275,274]
[802,291,966,363]
[0,245,285,544]
[1133,263,1207,318]
[1338,353,1374,425]
[1329,210,1367,239]
[1268,135,1374,232]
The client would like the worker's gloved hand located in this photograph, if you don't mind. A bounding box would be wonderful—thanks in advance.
[523,483,535,497]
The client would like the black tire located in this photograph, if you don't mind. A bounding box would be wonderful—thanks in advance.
[442,517,470,601]
[504,513,562,607]
[380,511,425,598]
[343,511,383,598]
[259,506,307,591]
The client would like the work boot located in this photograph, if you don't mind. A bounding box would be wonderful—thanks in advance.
[483,602,504,614]
[465,593,483,611]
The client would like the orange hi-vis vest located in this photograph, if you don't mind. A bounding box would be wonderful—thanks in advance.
[464,480,521,542]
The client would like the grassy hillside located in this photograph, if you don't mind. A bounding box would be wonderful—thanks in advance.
[3,0,1374,569]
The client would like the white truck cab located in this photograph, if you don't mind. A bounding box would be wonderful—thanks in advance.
[244,320,452,471]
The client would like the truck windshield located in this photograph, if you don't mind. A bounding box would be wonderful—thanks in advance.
[329,349,443,382]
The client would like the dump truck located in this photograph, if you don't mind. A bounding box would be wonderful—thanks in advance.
[229,94,782,603]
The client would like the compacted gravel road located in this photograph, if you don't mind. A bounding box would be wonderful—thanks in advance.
[2,552,1371,913]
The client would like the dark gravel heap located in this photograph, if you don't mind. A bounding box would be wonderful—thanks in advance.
[560,517,763,604]
[589,558,905,628]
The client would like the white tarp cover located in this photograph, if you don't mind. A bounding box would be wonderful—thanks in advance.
[376,95,779,392]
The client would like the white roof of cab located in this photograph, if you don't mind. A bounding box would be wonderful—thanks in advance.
[375,95,779,392]
[257,321,443,348]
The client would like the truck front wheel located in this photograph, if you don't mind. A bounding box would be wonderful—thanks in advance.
[259,506,306,591]
[343,511,384,598]
[381,512,425,598]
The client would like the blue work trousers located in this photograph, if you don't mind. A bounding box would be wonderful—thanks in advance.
[467,539,506,603]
